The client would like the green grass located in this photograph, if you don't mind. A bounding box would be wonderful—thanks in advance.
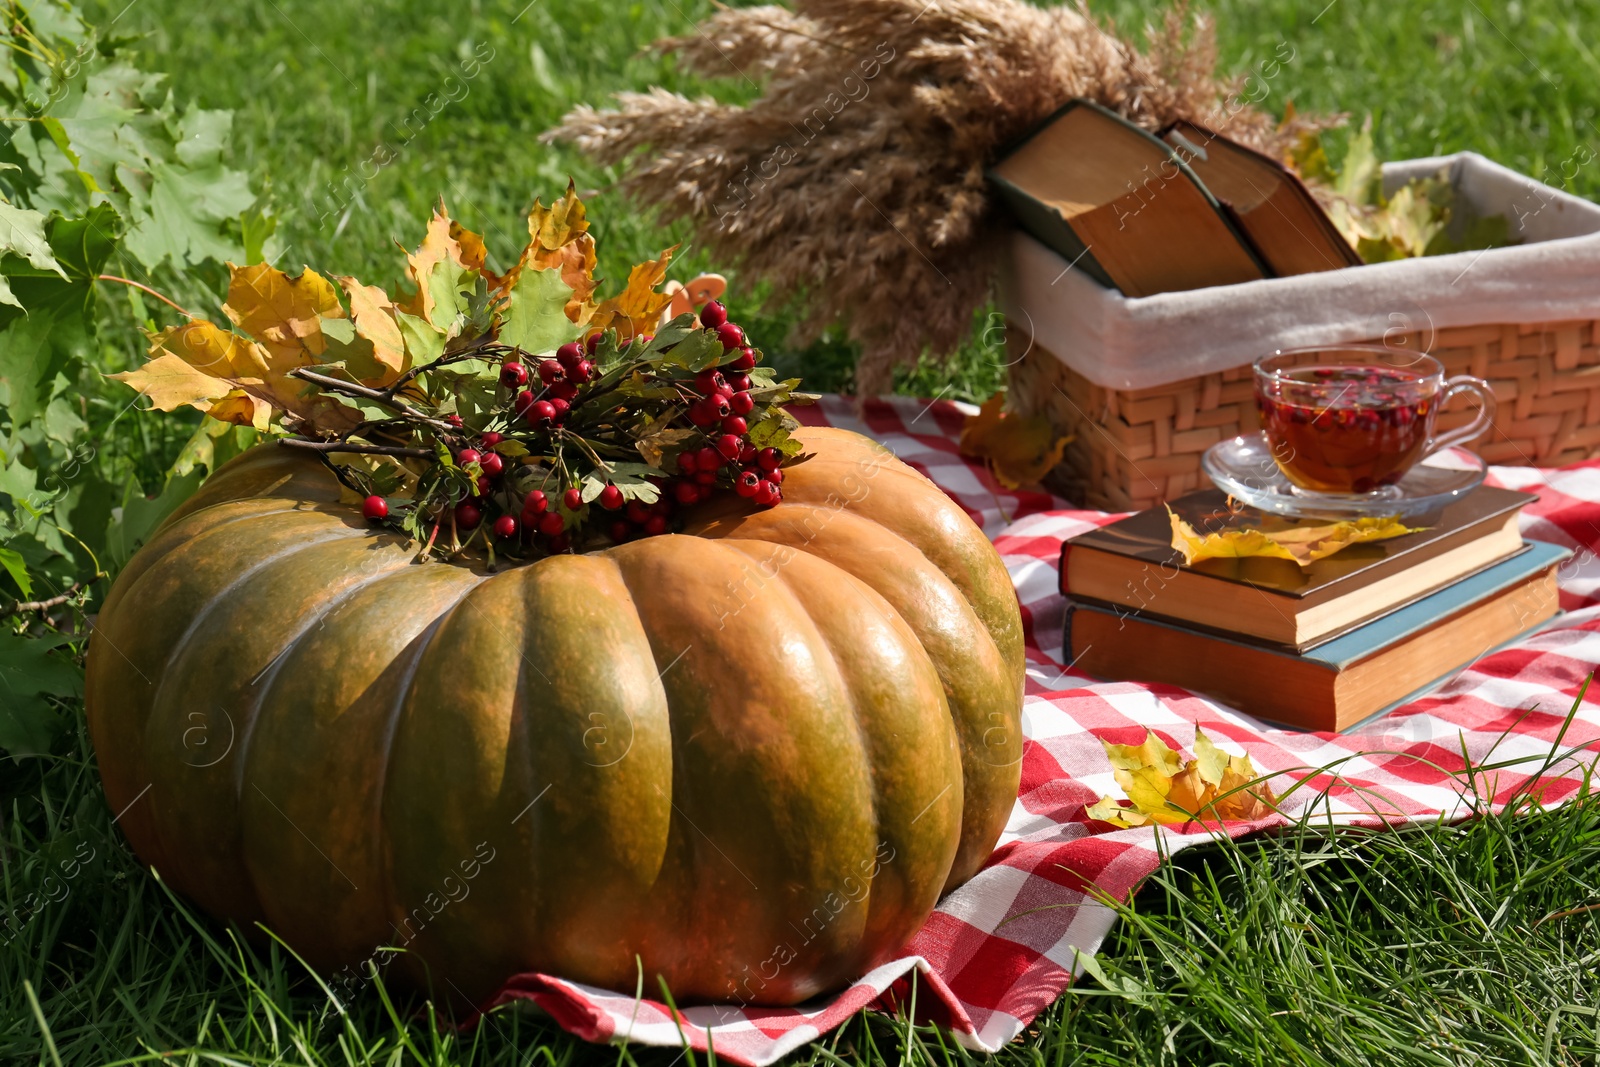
[8,0,1600,1062]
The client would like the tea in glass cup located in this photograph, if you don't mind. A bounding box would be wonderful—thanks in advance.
[1253,346,1496,495]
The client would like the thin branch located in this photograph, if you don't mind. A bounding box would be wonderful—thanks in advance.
[278,437,433,459]
[96,275,194,319]
[288,368,457,432]
[3,577,98,616]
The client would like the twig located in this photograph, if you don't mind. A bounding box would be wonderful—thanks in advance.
[3,577,99,616]
[96,275,194,319]
[288,368,457,432]
[278,438,433,459]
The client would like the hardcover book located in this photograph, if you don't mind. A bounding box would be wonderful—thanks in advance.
[1062,487,1537,649]
[987,99,1270,296]
[1066,540,1568,731]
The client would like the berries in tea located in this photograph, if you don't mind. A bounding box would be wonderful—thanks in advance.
[1256,366,1433,493]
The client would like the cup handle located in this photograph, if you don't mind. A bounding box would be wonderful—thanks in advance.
[1424,375,1497,457]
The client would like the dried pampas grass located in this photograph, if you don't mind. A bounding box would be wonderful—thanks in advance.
[549,0,1326,394]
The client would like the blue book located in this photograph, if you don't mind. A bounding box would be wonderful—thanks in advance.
[1066,540,1569,731]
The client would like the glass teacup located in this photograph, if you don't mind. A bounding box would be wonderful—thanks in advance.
[1253,345,1496,495]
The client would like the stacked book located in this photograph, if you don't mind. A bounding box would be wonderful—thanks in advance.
[1061,489,1568,730]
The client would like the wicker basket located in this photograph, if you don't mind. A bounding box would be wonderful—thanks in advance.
[1008,320,1600,512]
[999,152,1600,511]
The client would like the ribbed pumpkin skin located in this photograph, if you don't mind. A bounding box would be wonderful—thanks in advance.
[85,426,1024,1005]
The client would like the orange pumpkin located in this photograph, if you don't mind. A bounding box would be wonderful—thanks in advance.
[86,425,1023,1005]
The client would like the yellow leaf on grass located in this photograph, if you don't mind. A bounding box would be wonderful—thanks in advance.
[958,393,1071,489]
[1168,508,1422,568]
[1086,728,1278,828]
[223,262,343,367]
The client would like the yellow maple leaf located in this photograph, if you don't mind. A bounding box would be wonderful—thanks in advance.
[223,262,343,368]
[590,245,677,342]
[111,320,361,436]
[1168,508,1422,568]
[1085,728,1277,829]
[958,392,1071,489]
[338,277,408,382]
[399,204,478,330]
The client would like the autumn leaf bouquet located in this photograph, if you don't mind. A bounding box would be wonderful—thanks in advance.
[111,185,813,560]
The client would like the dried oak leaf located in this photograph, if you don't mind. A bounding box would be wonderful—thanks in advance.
[498,183,598,327]
[337,277,408,382]
[1168,507,1422,567]
[111,319,361,435]
[1085,728,1277,828]
[400,205,479,333]
[958,392,1071,489]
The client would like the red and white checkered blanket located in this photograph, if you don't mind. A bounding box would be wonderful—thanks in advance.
[490,395,1600,1062]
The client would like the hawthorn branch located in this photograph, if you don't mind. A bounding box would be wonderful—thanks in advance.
[278,438,433,459]
[288,368,457,432]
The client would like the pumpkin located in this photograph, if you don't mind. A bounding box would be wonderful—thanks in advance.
[85,425,1024,1005]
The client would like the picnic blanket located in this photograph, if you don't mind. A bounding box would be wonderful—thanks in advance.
[489,395,1600,1063]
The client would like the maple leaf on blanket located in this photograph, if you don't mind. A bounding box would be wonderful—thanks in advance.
[1085,728,1277,828]
[1167,506,1423,567]
[959,393,1071,489]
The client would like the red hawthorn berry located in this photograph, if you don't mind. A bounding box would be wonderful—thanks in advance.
[735,470,761,498]
[727,372,751,392]
[550,381,578,402]
[455,501,483,529]
[650,498,674,517]
[695,369,729,397]
[549,397,571,420]
[757,447,783,471]
[754,480,781,507]
[539,511,565,537]
[362,495,388,521]
[476,475,493,497]
[446,414,464,428]
[481,431,503,446]
[721,415,748,436]
[715,433,742,461]
[768,467,784,485]
[500,361,529,388]
[546,532,571,553]
[729,391,754,415]
[693,470,717,486]
[563,487,584,511]
[673,479,701,505]
[707,394,732,420]
[585,332,602,355]
[699,299,728,329]
[643,514,669,536]
[738,443,757,465]
[527,399,557,425]
[688,399,718,427]
[626,500,651,524]
[457,448,483,468]
[480,452,505,478]
[556,341,585,370]
[493,515,519,539]
[599,484,625,510]
[715,322,745,352]
[694,446,722,472]
[608,520,632,543]
[514,390,538,418]
[676,452,698,475]
[574,359,595,381]
[730,346,756,371]
[538,359,564,385]
[522,489,549,516]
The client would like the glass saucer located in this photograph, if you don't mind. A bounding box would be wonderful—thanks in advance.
[1201,433,1487,521]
